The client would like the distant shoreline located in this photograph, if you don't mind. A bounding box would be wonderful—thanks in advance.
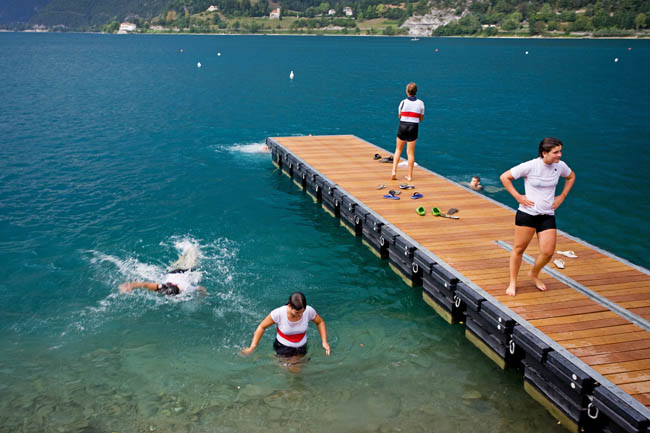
[3,29,648,39]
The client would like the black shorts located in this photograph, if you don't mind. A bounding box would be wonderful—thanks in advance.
[397,121,419,142]
[515,210,556,233]
[273,339,307,357]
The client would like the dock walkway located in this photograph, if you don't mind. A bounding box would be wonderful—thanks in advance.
[267,135,650,433]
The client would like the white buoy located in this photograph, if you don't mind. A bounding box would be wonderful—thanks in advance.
[217,52,221,56]
[614,58,619,62]
[289,70,294,80]
[525,50,529,55]
[197,62,202,68]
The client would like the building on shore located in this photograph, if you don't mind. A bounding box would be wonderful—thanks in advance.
[270,8,281,19]
[344,7,353,16]
[117,22,136,34]
[207,5,219,12]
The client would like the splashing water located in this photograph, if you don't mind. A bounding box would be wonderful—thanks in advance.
[216,142,270,154]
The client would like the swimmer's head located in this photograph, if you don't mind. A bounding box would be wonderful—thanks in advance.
[538,137,563,158]
[471,176,480,184]
[287,291,307,310]
[406,82,417,96]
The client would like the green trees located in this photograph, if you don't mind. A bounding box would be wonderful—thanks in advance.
[434,14,480,36]
[15,0,650,35]
[502,12,522,30]
[570,14,592,31]
[102,21,120,33]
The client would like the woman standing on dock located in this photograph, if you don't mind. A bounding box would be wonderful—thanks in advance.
[500,137,576,296]
[391,82,425,182]
[241,292,330,368]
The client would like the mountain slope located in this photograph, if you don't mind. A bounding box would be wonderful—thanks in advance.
[29,0,168,28]
[0,0,53,24]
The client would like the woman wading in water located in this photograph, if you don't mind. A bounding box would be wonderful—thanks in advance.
[241,292,330,371]
[500,137,576,296]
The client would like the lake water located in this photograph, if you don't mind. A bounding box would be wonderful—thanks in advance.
[0,33,648,432]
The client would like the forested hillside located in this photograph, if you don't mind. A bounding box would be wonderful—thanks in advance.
[431,0,649,36]
[27,0,167,29]
[0,0,648,36]
[0,0,52,25]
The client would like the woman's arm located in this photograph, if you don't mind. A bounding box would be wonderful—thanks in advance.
[312,314,330,356]
[553,171,576,209]
[241,314,275,355]
[500,170,534,207]
[119,282,158,293]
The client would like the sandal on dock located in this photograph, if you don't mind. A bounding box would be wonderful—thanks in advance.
[411,192,423,199]
[553,258,565,269]
[416,206,426,216]
[384,193,400,200]
[557,250,578,258]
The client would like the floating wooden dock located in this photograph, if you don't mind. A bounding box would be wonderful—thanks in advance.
[267,135,650,433]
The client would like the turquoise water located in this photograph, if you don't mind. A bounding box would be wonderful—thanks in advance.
[1,33,649,432]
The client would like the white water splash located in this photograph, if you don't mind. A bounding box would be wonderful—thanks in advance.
[218,142,270,154]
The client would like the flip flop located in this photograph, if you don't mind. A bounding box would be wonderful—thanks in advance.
[384,194,400,200]
[411,192,423,199]
[447,208,459,215]
[399,183,415,189]
[373,153,381,160]
[432,207,460,219]
[557,250,578,258]
[389,190,401,195]
[416,206,426,216]
[553,258,565,269]
[376,184,386,190]
[380,156,394,163]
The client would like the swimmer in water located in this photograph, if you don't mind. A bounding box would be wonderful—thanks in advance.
[119,268,206,295]
[119,246,206,295]
[469,176,483,190]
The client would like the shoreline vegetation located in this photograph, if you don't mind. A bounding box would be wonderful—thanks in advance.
[7,29,650,39]
[2,1,648,39]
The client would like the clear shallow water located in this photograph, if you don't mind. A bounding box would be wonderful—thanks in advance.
[0,33,649,432]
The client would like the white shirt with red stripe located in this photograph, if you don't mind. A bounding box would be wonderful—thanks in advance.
[398,97,425,123]
[270,305,317,347]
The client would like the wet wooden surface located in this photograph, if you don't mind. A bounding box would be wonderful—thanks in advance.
[272,135,650,408]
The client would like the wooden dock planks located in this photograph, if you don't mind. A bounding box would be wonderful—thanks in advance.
[271,135,650,410]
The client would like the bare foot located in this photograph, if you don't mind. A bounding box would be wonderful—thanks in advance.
[405,176,412,181]
[391,173,397,180]
[505,284,516,296]
[528,270,547,291]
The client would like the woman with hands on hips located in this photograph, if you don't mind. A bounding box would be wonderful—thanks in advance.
[500,137,576,297]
